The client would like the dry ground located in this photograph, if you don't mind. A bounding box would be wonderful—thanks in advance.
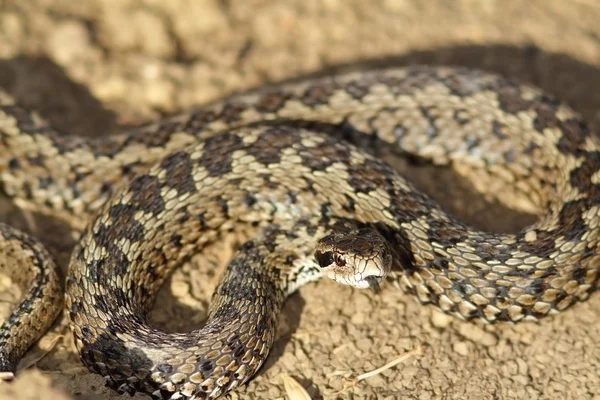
[1,1,600,399]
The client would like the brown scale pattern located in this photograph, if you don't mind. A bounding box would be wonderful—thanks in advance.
[0,67,599,399]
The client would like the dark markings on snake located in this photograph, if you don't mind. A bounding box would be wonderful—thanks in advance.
[8,157,20,170]
[557,199,588,242]
[299,139,351,171]
[440,70,489,96]
[419,106,439,138]
[220,102,248,124]
[452,108,471,125]
[518,230,559,258]
[170,233,183,248]
[26,154,45,167]
[525,278,548,295]
[531,98,561,133]
[571,267,588,283]
[254,91,292,114]
[100,206,144,244]
[556,118,589,156]
[176,209,191,224]
[137,121,187,149]
[388,193,429,222]
[161,151,196,195]
[251,126,300,165]
[38,176,53,189]
[492,120,509,140]
[120,160,146,179]
[523,141,540,155]
[569,152,600,189]
[344,80,371,100]
[346,158,392,193]
[286,191,297,205]
[199,132,244,176]
[431,257,449,272]
[426,219,469,245]
[127,175,166,215]
[342,194,356,213]
[244,193,258,207]
[495,85,532,115]
[184,110,217,132]
[301,83,336,107]
[47,133,87,155]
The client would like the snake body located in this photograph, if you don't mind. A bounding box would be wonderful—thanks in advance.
[0,66,599,399]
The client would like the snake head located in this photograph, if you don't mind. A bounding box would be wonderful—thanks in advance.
[314,226,391,292]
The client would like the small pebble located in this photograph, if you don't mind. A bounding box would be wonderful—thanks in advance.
[431,311,452,328]
[453,341,469,356]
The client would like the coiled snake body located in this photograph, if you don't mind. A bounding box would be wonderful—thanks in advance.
[0,66,599,399]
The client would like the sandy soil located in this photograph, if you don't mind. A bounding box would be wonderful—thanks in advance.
[1,0,600,399]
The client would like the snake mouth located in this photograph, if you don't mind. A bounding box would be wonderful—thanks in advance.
[363,275,383,293]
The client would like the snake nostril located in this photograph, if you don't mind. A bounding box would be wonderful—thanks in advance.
[315,251,334,268]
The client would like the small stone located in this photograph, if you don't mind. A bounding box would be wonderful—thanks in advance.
[355,338,373,352]
[453,341,469,356]
[430,310,452,328]
[512,374,530,385]
[458,324,498,347]
[144,79,175,110]
[516,358,529,375]
[47,21,91,64]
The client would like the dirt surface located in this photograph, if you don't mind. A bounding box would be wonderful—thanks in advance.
[1,0,600,399]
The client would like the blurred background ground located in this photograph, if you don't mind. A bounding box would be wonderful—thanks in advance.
[1,0,600,399]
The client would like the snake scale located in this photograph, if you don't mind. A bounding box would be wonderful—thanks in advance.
[0,66,599,399]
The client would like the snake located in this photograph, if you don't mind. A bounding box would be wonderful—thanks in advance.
[0,66,599,399]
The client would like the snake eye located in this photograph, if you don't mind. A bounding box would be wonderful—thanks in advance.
[334,252,346,267]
